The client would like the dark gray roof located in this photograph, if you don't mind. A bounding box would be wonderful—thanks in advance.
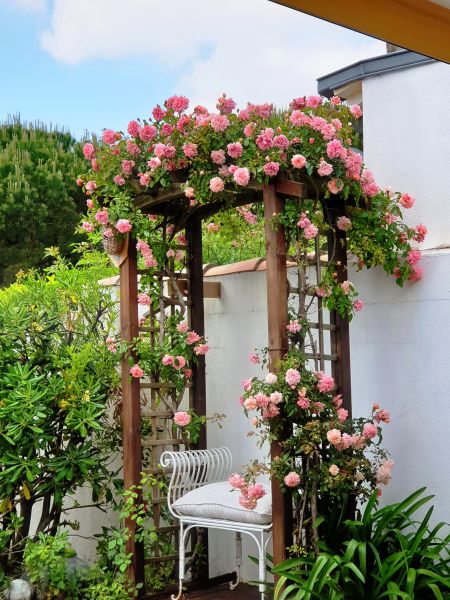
[317,50,435,98]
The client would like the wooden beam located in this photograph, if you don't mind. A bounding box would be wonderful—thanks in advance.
[186,217,209,583]
[263,184,292,568]
[271,0,450,64]
[119,240,145,594]
[175,278,221,299]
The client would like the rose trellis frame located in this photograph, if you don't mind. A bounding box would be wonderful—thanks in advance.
[118,176,352,596]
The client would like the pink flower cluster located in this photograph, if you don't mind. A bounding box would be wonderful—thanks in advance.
[297,212,318,240]
[316,371,335,393]
[228,474,266,510]
[136,239,158,268]
[174,411,191,426]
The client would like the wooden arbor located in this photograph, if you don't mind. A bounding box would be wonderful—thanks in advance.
[118,177,352,595]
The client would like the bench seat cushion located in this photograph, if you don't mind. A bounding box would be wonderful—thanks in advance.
[172,481,272,525]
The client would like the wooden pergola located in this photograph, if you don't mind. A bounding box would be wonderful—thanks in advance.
[118,177,352,596]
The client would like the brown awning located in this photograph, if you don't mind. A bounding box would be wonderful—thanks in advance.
[271,0,450,64]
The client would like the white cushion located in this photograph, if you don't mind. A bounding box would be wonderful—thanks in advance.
[172,481,272,525]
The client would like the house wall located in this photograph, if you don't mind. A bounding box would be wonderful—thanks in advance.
[362,60,450,250]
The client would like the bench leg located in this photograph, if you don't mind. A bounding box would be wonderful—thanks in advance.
[171,522,186,600]
[258,531,266,600]
[229,532,242,590]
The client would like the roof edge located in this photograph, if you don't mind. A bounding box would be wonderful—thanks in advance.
[317,50,435,98]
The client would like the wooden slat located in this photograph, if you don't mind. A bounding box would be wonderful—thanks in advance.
[305,352,338,361]
[175,278,221,299]
[275,179,306,197]
[141,438,183,448]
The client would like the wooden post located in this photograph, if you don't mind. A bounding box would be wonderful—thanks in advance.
[186,217,209,583]
[120,239,145,593]
[263,184,292,566]
[325,205,352,416]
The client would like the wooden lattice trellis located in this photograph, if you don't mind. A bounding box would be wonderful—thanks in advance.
[119,180,352,597]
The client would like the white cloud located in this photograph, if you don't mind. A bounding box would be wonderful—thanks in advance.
[40,0,385,106]
[10,0,47,12]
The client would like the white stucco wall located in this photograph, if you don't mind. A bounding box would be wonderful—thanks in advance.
[362,60,450,249]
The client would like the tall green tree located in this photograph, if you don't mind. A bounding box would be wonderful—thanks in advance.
[0,116,86,284]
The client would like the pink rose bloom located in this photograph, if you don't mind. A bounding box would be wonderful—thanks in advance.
[316,371,335,393]
[290,110,311,127]
[337,408,348,422]
[243,210,257,225]
[297,212,311,228]
[207,222,220,233]
[233,167,250,187]
[184,186,195,199]
[187,331,201,345]
[321,124,337,141]
[249,352,260,364]
[306,95,323,108]
[265,372,277,384]
[243,396,257,410]
[329,464,340,476]
[317,160,333,177]
[408,265,423,282]
[210,114,230,132]
[138,292,151,305]
[173,355,187,370]
[82,221,94,233]
[374,408,391,424]
[76,178,84,187]
[102,129,120,144]
[127,120,140,137]
[184,368,192,379]
[336,216,352,231]
[86,199,94,209]
[290,97,306,109]
[242,378,253,392]
[162,354,174,366]
[227,142,243,159]
[209,177,225,193]
[228,473,246,489]
[326,139,346,159]
[121,160,135,175]
[333,394,343,408]
[313,401,325,413]
[414,223,427,243]
[183,142,198,158]
[139,172,151,186]
[284,472,301,487]
[174,411,191,427]
[285,368,301,388]
[194,344,209,355]
[286,320,301,333]
[211,149,226,165]
[407,249,421,265]
[263,161,280,177]
[340,280,353,295]
[83,143,95,160]
[327,429,342,446]
[177,322,189,333]
[85,180,97,194]
[114,175,126,186]
[291,154,307,169]
[399,193,415,209]
[247,483,266,500]
[330,96,341,105]
[255,127,274,150]
[297,394,310,409]
[130,364,144,378]
[165,95,189,113]
[243,122,256,138]
[152,105,165,121]
[116,219,132,233]
[94,210,109,225]
[331,118,343,130]
[103,228,113,239]
[350,104,363,119]
[139,125,157,142]
[216,94,236,115]
[304,224,318,239]
[384,213,398,225]
[376,459,394,486]
[126,140,141,156]
[353,300,364,312]
[363,422,378,439]
[273,134,289,149]
[270,391,283,404]
[255,393,269,408]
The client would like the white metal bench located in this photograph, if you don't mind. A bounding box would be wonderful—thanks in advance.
[160,447,272,600]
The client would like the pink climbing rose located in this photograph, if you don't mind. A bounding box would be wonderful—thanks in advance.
[284,472,301,487]
[285,368,301,388]
[116,219,132,233]
[174,411,191,427]
[130,364,144,378]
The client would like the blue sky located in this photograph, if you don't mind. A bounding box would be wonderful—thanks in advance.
[0,0,384,140]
